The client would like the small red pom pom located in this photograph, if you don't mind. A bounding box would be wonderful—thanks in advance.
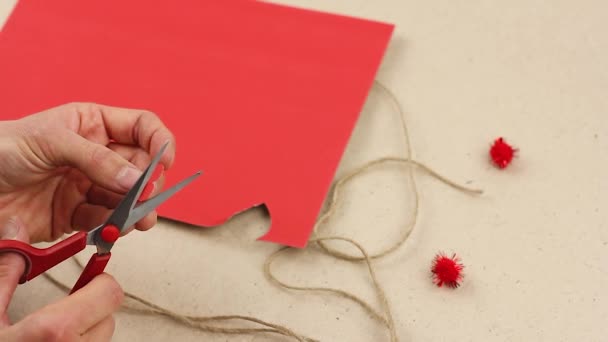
[489,137,516,169]
[431,252,464,288]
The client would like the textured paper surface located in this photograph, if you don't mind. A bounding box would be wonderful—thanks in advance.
[0,0,393,248]
[2,1,607,341]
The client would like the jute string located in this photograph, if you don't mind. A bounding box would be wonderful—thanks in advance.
[42,80,483,341]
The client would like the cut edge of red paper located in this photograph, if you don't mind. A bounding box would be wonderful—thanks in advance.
[257,38,395,248]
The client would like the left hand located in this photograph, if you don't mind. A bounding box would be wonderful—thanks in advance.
[0,102,176,243]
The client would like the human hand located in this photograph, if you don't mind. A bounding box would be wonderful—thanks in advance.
[0,216,124,341]
[0,102,176,243]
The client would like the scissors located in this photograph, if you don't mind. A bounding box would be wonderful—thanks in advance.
[0,141,201,294]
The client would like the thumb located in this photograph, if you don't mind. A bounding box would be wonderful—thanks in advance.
[47,130,144,193]
[0,216,30,328]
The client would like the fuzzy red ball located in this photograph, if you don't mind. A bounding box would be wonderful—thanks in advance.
[489,137,515,169]
[431,252,464,288]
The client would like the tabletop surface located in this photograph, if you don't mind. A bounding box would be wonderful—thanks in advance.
[1,1,606,341]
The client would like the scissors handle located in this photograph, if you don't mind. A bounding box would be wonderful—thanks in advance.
[70,252,111,294]
[0,231,87,283]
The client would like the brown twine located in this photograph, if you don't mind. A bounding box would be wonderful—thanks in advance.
[44,257,316,342]
[41,80,482,341]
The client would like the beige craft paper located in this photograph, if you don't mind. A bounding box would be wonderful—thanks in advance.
[2,0,607,341]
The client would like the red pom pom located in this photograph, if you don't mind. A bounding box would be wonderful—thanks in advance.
[431,252,464,288]
[489,137,516,169]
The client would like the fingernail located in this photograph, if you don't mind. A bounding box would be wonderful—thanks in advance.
[1,216,21,239]
[117,166,142,190]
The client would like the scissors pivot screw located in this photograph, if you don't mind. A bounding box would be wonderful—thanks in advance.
[100,225,120,243]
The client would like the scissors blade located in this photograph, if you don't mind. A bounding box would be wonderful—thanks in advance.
[105,142,170,230]
[121,171,202,233]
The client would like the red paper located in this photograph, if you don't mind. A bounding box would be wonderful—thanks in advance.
[0,0,393,247]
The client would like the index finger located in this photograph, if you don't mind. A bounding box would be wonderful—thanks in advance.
[77,103,176,170]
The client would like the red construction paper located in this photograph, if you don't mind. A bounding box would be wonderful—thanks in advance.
[0,0,393,247]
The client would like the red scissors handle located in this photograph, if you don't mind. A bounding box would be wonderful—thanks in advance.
[0,231,87,283]
[70,253,111,294]
[0,231,112,293]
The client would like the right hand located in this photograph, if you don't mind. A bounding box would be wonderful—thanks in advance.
[0,216,124,341]
[0,102,176,244]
